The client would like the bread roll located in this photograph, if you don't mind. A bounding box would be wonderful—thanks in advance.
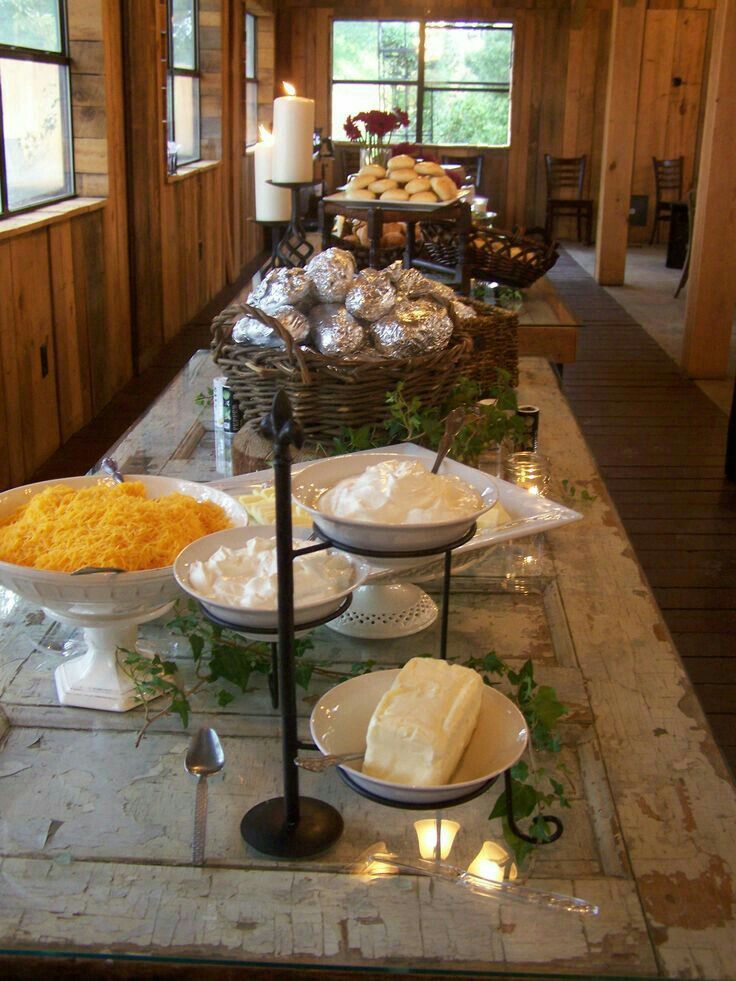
[409,191,438,203]
[387,154,416,170]
[380,188,410,201]
[345,186,376,201]
[359,163,386,178]
[405,176,432,194]
[356,223,370,245]
[381,230,405,247]
[368,178,399,194]
[389,168,419,185]
[415,161,445,176]
[430,175,457,201]
[346,174,375,190]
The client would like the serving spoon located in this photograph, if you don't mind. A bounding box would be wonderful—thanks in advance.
[100,456,124,483]
[431,406,482,474]
[185,727,225,865]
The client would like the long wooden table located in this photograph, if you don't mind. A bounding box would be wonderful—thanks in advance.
[1,354,735,976]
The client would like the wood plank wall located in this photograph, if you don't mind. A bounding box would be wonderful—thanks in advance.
[0,0,273,490]
[278,0,712,238]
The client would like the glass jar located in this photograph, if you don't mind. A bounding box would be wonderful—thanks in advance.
[359,145,391,170]
[503,451,551,496]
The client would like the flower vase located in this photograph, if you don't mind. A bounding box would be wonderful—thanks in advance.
[360,146,391,170]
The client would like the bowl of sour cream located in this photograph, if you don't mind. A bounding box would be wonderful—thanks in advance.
[291,453,498,554]
[173,526,368,629]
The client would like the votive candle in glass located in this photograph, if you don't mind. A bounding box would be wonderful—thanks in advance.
[504,451,551,496]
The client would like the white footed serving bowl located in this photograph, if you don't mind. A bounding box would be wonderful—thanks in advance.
[291,452,498,554]
[310,667,528,805]
[174,525,369,630]
[0,474,248,711]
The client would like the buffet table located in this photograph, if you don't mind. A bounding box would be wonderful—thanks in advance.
[1,354,735,977]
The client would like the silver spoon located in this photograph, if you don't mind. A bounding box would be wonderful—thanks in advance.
[72,566,125,575]
[431,406,482,474]
[294,750,365,772]
[185,727,225,865]
[100,456,124,483]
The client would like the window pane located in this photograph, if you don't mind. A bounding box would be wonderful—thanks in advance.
[0,0,61,51]
[171,0,196,70]
[1,57,73,211]
[333,20,419,82]
[245,12,256,78]
[423,89,510,146]
[245,80,257,147]
[331,82,416,142]
[424,24,512,85]
[172,73,200,163]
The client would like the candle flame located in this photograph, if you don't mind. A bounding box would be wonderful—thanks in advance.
[258,124,273,143]
[283,81,296,96]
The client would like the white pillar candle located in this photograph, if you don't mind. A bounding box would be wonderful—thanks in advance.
[271,82,315,184]
[251,127,291,222]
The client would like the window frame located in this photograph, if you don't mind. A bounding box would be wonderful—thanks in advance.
[244,9,258,149]
[330,18,513,148]
[0,0,76,218]
[166,0,202,169]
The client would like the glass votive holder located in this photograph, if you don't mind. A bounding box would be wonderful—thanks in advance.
[467,840,518,882]
[414,818,461,861]
[504,451,551,496]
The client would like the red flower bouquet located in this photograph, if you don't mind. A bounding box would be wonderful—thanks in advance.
[344,108,410,164]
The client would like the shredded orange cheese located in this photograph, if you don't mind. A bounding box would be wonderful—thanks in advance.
[0,481,231,572]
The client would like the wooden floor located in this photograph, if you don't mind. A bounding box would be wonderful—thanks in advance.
[32,250,736,775]
[550,251,736,776]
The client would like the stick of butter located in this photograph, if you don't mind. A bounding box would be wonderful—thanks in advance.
[362,658,483,786]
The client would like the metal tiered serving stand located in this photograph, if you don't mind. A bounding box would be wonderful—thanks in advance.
[200,391,563,858]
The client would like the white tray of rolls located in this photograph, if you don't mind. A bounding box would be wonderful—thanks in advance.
[327,154,470,209]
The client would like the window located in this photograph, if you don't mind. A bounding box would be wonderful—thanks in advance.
[245,11,258,147]
[0,0,74,216]
[331,20,513,147]
[167,0,200,168]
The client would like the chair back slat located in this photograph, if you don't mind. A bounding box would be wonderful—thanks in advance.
[545,155,586,197]
[652,156,684,199]
[440,152,484,187]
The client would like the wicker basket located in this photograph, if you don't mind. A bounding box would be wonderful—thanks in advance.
[450,299,519,390]
[211,303,473,442]
[423,225,559,289]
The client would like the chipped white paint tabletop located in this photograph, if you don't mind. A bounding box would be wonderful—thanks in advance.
[1,354,735,978]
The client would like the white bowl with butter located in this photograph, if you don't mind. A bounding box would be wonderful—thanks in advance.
[292,453,498,554]
[174,526,367,629]
[310,665,528,805]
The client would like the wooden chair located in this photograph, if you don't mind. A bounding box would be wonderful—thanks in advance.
[335,145,361,187]
[650,156,684,245]
[674,188,696,298]
[544,154,593,245]
[440,152,484,188]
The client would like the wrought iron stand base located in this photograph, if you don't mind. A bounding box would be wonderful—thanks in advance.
[241,796,344,858]
[267,181,315,267]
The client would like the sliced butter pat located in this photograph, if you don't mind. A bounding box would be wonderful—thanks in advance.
[476,500,512,530]
[363,658,483,786]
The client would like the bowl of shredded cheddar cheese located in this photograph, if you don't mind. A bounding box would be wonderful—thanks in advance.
[0,474,248,619]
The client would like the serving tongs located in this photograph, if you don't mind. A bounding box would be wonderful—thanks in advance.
[365,851,599,916]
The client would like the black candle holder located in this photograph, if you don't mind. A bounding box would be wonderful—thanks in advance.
[266,180,316,267]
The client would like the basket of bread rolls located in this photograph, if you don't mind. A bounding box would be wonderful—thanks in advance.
[423,225,560,290]
[343,154,461,206]
[331,215,424,270]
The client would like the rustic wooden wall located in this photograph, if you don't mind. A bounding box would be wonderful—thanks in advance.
[277,0,712,239]
[0,0,271,489]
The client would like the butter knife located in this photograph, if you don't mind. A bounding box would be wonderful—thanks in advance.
[368,852,599,916]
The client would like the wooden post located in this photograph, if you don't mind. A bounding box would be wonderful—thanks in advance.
[594,0,646,286]
[682,0,736,378]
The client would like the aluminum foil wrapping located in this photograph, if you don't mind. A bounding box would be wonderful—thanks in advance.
[232,305,310,347]
[246,268,313,314]
[308,303,367,357]
[396,268,456,306]
[451,300,476,320]
[306,248,357,303]
[371,299,454,357]
[384,259,405,284]
[344,269,396,323]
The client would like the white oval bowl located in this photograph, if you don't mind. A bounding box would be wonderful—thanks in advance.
[174,525,368,630]
[291,453,498,554]
[0,475,248,620]
[310,667,528,805]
